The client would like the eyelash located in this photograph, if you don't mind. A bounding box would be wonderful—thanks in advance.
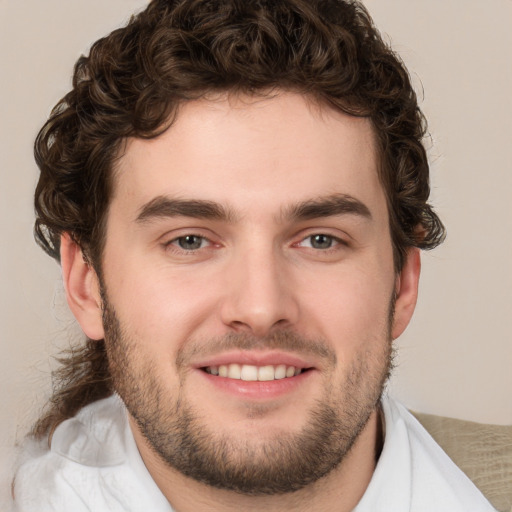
[296,234,345,251]
[164,234,213,253]
[163,233,347,256]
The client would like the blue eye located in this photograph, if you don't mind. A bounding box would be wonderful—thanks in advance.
[300,234,338,249]
[309,234,334,249]
[174,235,207,250]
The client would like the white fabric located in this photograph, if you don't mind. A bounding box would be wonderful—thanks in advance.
[12,396,172,512]
[354,395,496,511]
[12,393,496,511]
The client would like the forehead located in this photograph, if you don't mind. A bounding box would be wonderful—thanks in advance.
[112,92,384,220]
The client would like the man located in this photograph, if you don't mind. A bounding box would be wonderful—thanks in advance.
[12,0,496,510]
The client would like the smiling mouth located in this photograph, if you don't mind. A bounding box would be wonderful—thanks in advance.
[202,364,309,382]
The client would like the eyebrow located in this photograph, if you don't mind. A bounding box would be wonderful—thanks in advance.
[135,196,237,224]
[135,193,371,225]
[281,194,372,222]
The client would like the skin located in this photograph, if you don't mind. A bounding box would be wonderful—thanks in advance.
[61,91,420,512]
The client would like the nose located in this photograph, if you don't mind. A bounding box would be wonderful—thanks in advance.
[220,244,300,337]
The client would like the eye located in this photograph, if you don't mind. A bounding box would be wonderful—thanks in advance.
[171,235,209,251]
[299,234,339,250]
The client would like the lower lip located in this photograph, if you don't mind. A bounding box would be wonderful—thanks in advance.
[197,369,314,399]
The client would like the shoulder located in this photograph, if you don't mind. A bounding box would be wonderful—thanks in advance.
[357,394,497,512]
[13,395,128,512]
[13,395,173,512]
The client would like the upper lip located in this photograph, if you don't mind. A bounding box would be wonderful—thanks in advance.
[191,350,317,370]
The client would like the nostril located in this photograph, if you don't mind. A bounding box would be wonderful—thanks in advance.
[228,320,253,334]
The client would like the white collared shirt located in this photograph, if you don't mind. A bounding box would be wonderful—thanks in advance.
[12,394,496,511]
[355,395,496,511]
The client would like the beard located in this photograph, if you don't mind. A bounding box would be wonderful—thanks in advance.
[101,291,394,496]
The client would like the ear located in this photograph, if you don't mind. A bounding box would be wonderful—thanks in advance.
[60,233,105,340]
[391,248,421,340]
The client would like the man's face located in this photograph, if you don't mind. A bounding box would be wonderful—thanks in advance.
[92,92,416,493]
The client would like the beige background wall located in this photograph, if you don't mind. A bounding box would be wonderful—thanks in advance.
[1,0,511,503]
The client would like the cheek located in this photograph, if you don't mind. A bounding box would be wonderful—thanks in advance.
[103,257,224,347]
[298,264,394,349]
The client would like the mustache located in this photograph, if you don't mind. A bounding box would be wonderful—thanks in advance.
[176,331,337,368]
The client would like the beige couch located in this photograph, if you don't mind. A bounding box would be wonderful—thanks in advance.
[412,411,512,512]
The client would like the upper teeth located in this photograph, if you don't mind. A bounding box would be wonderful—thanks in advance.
[205,364,301,381]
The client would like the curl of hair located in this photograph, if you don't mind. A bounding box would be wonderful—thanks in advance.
[31,339,112,441]
[32,0,445,437]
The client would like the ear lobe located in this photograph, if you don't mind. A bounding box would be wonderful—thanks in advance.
[391,248,421,340]
[60,233,105,340]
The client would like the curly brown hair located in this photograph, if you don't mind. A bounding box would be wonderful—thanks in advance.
[32,0,445,439]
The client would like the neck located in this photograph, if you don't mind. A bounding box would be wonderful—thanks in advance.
[130,407,383,512]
